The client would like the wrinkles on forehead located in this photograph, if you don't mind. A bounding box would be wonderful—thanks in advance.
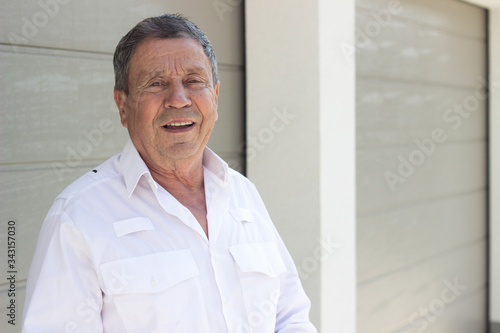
[128,39,213,91]
[140,63,209,84]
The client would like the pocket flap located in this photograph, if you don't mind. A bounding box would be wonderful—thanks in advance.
[100,250,199,295]
[229,242,287,278]
[113,217,154,237]
[229,208,255,223]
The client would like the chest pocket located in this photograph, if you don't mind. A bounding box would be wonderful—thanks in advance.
[100,250,208,332]
[230,242,286,277]
[229,242,287,332]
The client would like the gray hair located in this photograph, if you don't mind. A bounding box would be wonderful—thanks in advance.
[113,14,218,94]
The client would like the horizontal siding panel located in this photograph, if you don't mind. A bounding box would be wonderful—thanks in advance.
[356,1,487,331]
[207,68,245,156]
[415,289,486,333]
[1,48,243,166]
[390,289,487,333]
[0,48,128,165]
[356,10,486,87]
[358,191,487,282]
[357,240,487,333]
[357,141,487,215]
[0,0,243,65]
[0,164,100,281]
[357,78,487,147]
[356,0,486,39]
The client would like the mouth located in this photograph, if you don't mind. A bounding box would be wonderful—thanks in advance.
[163,121,194,128]
[162,121,195,132]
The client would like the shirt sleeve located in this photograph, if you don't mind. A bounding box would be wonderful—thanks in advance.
[247,182,318,333]
[273,230,318,332]
[22,198,104,333]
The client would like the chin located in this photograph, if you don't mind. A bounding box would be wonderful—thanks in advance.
[158,144,202,161]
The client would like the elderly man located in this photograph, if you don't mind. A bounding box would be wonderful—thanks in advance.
[22,14,316,332]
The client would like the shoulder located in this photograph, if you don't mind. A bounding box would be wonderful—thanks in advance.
[56,153,123,205]
[227,167,259,193]
[226,167,271,215]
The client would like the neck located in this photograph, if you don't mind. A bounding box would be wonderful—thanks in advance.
[146,154,205,195]
[144,152,209,237]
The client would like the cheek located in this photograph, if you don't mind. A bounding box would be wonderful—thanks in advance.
[131,99,160,127]
[206,93,219,118]
[194,94,217,121]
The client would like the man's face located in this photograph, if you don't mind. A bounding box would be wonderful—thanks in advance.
[115,37,220,168]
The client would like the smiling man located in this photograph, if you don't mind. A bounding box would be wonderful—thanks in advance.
[22,14,316,332]
[115,36,220,237]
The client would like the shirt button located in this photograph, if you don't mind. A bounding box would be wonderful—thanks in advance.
[222,296,228,304]
[268,265,274,274]
[151,276,159,286]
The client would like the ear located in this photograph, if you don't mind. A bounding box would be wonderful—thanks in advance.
[214,81,220,121]
[114,89,129,128]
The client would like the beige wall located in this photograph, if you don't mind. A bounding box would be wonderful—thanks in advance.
[0,1,244,332]
[245,0,321,326]
[356,0,487,332]
[246,0,357,331]
[247,0,490,332]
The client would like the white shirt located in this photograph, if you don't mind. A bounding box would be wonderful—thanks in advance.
[22,141,316,333]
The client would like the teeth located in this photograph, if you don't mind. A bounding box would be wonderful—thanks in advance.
[166,122,193,127]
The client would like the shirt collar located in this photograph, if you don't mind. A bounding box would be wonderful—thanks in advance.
[119,140,230,197]
[202,146,230,186]
[120,140,153,198]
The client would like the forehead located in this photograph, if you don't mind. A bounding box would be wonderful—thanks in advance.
[129,37,211,78]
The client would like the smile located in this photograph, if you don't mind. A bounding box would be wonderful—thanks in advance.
[163,121,194,128]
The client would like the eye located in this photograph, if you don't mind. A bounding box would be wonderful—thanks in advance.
[142,80,166,93]
[186,74,208,84]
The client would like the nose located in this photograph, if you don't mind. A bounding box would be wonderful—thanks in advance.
[164,81,191,109]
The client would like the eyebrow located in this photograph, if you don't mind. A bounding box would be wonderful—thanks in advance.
[140,65,209,81]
